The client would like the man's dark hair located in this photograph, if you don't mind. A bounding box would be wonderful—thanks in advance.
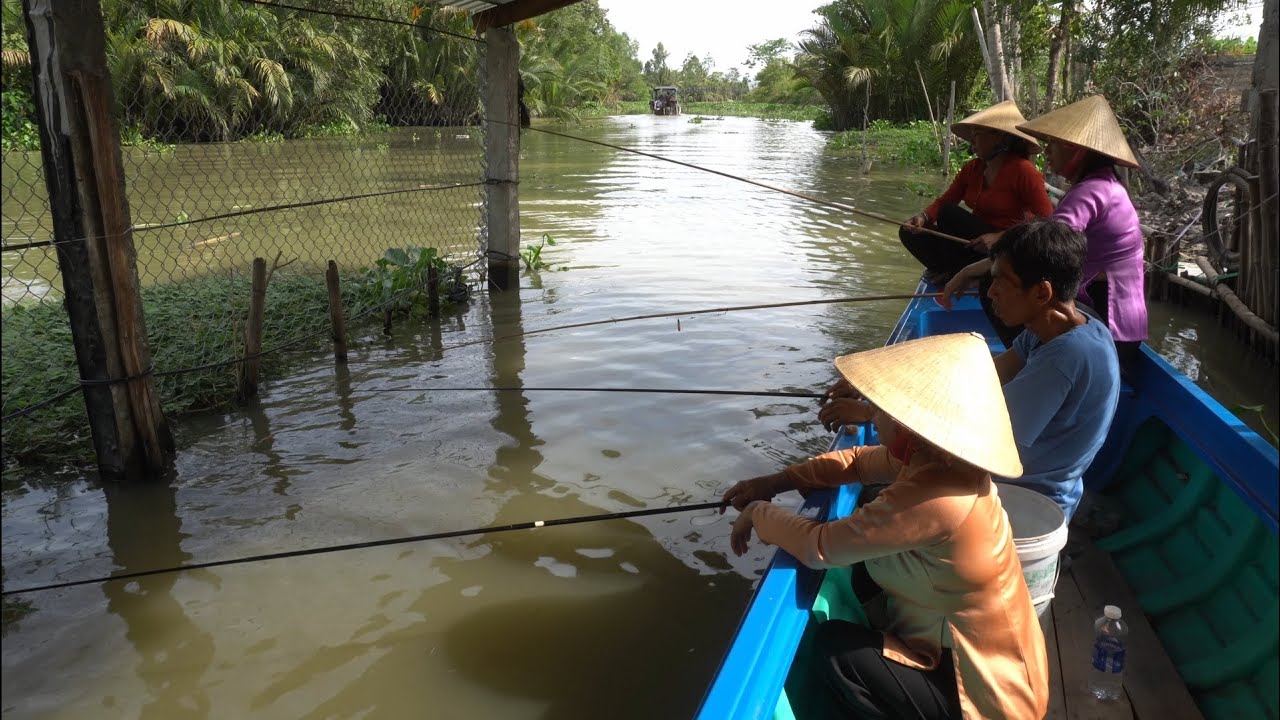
[990,219,1088,301]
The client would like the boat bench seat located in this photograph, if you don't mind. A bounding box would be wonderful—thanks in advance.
[1047,543,1204,720]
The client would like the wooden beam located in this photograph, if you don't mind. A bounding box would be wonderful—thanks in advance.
[485,26,520,291]
[473,0,582,33]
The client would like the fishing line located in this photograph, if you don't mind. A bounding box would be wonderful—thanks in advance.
[437,291,960,353]
[362,386,825,399]
[508,122,971,246]
[1,500,728,597]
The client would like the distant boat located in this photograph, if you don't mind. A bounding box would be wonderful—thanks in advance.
[698,279,1278,720]
[651,86,681,116]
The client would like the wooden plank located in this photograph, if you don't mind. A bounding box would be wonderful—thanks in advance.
[1071,546,1205,720]
[1045,604,1068,720]
[473,0,581,33]
[1052,560,1135,720]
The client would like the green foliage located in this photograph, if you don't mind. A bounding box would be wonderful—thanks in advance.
[827,119,973,171]
[353,246,464,317]
[520,233,558,272]
[1199,35,1257,55]
[793,0,984,130]
[1,89,38,151]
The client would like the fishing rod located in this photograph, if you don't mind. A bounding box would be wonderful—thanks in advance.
[362,386,825,400]
[1,500,728,597]
[441,291,961,353]
[511,122,971,246]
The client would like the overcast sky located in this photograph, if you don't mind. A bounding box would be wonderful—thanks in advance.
[595,1,1263,80]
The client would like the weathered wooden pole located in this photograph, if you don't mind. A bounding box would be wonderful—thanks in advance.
[239,258,267,398]
[427,264,440,317]
[22,0,172,480]
[484,26,521,292]
[941,81,956,175]
[325,260,347,364]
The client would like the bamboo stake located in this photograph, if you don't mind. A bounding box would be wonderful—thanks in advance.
[239,257,267,398]
[428,264,440,318]
[941,81,956,175]
[325,260,347,364]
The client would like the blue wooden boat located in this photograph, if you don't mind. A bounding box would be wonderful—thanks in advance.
[698,282,1279,720]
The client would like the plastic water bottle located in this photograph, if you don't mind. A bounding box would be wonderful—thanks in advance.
[1088,605,1128,700]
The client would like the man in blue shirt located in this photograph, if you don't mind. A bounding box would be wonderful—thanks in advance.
[819,220,1119,521]
[980,220,1120,520]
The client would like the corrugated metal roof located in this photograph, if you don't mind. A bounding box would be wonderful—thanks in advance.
[435,0,507,14]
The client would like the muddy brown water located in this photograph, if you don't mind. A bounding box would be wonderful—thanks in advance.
[2,115,1275,719]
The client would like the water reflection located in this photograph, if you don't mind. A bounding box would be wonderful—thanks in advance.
[101,481,214,719]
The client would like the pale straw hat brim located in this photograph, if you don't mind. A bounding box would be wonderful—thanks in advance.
[1016,95,1139,168]
[834,333,1023,478]
[951,101,1042,154]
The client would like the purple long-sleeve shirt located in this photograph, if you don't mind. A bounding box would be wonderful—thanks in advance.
[1053,169,1148,342]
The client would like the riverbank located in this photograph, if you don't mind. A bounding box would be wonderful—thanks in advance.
[578,101,825,123]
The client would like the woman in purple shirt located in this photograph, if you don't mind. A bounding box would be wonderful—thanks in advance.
[1017,95,1148,362]
[944,95,1148,362]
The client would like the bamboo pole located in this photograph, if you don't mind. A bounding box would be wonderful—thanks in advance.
[428,264,440,318]
[239,258,267,398]
[1195,256,1279,346]
[325,260,347,364]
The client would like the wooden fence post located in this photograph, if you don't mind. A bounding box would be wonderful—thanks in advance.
[428,264,440,317]
[239,258,267,398]
[325,260,347,364]
[485,26,521,292]
[22,0,172,480]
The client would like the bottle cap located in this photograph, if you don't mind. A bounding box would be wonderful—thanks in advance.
[1104,605,1122,620]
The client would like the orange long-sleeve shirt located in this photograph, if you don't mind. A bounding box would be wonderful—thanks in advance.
[750,445,1049,720]
[925,156,1053,229]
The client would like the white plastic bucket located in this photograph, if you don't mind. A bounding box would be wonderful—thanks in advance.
[997,482,1069,617]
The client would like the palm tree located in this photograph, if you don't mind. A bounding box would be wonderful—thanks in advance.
[794,0,984,130]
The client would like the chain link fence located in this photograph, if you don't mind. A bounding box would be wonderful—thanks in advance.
[2,0,491,465]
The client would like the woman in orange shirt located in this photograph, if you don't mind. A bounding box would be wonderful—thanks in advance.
[901,101,1053,346]
[724,333,1048,720]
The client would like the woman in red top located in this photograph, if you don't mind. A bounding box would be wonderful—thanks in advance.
[900,101,1053,345]
[902,102,1052,274]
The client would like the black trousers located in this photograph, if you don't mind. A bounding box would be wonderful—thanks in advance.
[816,619,963,720]
[899,204,992,277]
[899,204,1021,348]
[1084,279,1142,367]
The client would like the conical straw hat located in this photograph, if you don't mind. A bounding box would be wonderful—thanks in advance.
[1017,95,1138,168]
[951,101,1041,153]
[833,333,1023,478]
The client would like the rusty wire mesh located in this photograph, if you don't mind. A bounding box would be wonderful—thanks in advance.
[2,0,490,460]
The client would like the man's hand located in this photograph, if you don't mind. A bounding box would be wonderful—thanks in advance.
[939,259,989,310]
[722,473,786,514]
[817,397,874,431]
[730,501,763,556]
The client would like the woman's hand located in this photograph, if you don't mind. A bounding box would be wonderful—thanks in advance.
[824,377,858,401]
[966,231,1001,253]
[903,212,930,234]
[722,473,787,514]
[730,501,763,556]
[939,261,986,310]
[817,397,874,431]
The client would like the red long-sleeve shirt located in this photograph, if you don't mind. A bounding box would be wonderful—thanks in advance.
[925,157,1053,230]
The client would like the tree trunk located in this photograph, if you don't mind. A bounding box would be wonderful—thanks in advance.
[982,0,1015,102]
[1045,0,1074,111]
[1005,11,1021,99]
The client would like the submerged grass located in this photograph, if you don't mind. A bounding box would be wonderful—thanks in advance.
[1,272,356,468]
